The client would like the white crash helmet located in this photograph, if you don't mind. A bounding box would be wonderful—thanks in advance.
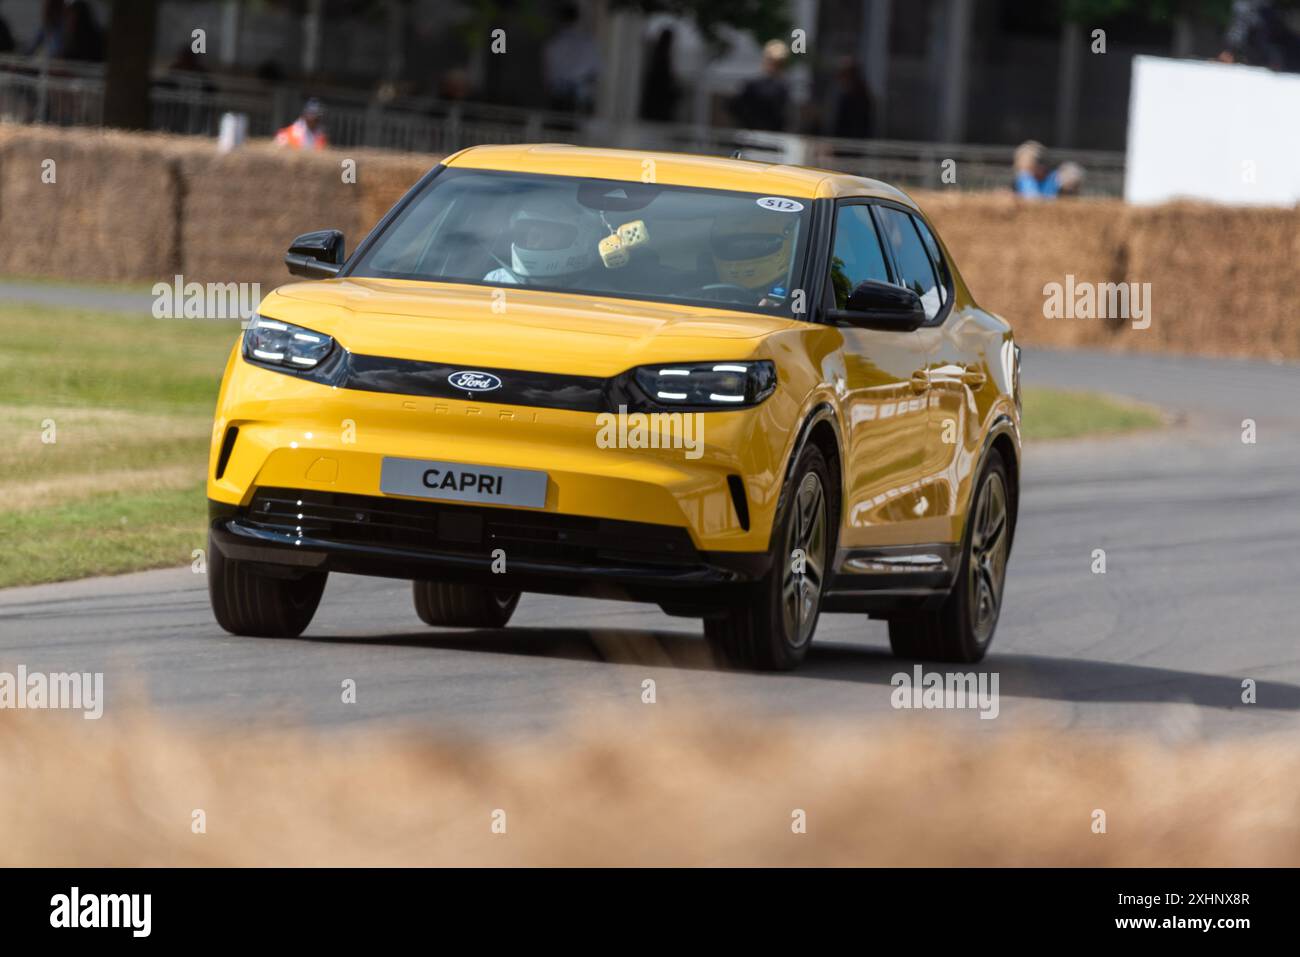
[508,195,601,279]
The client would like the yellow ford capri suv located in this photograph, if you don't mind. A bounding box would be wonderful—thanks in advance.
[207,145,1021,670]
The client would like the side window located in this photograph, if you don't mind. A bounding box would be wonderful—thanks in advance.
[910,215,949,308]
[828,205,890,310]
[876,206,942,320]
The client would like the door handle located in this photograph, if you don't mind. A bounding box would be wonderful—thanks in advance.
[961,366,987,388]
[909,370,930,393]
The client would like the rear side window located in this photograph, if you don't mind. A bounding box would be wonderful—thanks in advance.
[828,205,890,310]
[910,215,949,307]
[876,206,942,320]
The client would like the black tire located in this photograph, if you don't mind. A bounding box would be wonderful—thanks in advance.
[705,443,834,671]
[888,448,1011,663]
[207,532,327,638]
[412,581,520,628]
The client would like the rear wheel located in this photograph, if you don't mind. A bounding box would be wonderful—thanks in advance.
[412,581,520,628]
[207,532,327,638]
[705,444,833,671]
[888,449,1011,663]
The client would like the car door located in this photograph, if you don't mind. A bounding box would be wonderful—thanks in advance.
[875,206,982,545]
[825,200,932,550]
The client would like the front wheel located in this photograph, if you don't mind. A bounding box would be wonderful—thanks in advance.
[207,532,327,638]
[888,449,1011,663]
[705,444,833,671]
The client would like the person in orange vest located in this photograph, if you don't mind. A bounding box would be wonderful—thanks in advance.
[275,98,327,150]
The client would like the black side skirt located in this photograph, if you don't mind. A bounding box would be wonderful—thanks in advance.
[822,543,961,614]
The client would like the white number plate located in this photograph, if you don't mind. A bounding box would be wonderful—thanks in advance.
[380,457,548,508]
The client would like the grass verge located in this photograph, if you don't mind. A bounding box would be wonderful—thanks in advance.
[1021,387,1164,440]
[0,485,207,588]
[0,300,235,587]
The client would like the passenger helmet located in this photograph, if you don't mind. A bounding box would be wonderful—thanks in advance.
[710,209,796,290]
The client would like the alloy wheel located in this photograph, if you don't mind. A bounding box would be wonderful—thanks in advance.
[968,470,1009,643]
[781,472,827,647]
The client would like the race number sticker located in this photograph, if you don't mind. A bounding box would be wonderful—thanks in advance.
[756,196,804,212]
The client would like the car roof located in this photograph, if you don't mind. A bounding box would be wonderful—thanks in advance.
[443,144,919,207]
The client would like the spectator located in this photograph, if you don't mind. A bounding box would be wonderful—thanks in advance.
[1013,143,1086,200]
[275,99,328,150]
[0,4,14,55]
[1012,140,1055,199]
[731,39,791,132]
[25,0,65,57]
[61,0,103,62]
[437,68,472,104]
[169,42,210,78]
[543,3,600,113]
[826,56,874,139]
[640,27,680,123]
[1219,0,1300,71]
[1053,161,1085,197]
[158,43,217,134]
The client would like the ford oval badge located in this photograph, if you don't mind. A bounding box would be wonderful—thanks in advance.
[448,370,503,393]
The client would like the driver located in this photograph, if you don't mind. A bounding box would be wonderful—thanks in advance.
[709,209,797,303]
[483,194,603,285]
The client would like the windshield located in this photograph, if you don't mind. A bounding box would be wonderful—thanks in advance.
[349,168,812,316]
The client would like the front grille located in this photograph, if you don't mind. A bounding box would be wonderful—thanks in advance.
[245,487,699,568]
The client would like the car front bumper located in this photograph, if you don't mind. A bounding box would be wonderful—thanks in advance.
[209,492,772,606]
[208,357,801,556]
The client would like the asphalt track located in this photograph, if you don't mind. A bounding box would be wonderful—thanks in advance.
[2,285,1298,737]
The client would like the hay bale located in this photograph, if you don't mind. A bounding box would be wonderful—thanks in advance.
[1,122,1294,362]
[913,190,1130,351]
[1123,202,1300,360]
[0,124,189,282]
[178,141,368,292]
[350,147,434,239]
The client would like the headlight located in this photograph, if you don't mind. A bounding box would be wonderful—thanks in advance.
[629,360,776,409]
[243,316,334,370]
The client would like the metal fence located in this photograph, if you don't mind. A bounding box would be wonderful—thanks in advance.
[0,57,105,127]
[0,56,1126,196]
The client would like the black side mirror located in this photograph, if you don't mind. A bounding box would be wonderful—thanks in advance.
[285,229,345,279]
[828,280,926,332]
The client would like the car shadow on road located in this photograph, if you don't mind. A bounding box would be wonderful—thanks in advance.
[304,626,719,670]
[301,626,1300,712]
[804,641,1300,712]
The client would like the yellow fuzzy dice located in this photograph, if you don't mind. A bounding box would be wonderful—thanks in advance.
[618,220,649,247]
[598,233,629,268]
